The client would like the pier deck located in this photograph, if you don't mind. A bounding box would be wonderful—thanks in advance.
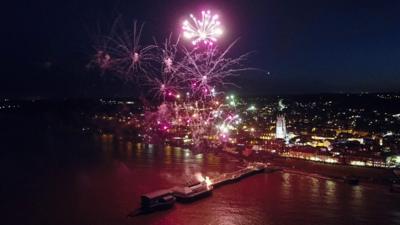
[133,162,279,215]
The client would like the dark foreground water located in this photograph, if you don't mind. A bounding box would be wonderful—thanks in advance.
[2,130,400,225]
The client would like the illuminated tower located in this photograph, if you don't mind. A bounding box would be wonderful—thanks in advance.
[276,115,287,139]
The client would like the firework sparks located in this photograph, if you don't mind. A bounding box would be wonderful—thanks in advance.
[179,40,252,99]
[182,10,223,46]
[147,75,181,101]
[156,34,181,74]
[89,11,260,150]
[147,35,185,101]
[93,50,112,70]
[90,17,157,80]
[87,23,117,72]
[109,20,156,77]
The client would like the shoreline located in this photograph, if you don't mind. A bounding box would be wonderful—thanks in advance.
[217,150,397,188]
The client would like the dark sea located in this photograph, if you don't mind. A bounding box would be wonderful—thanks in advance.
[1,114,400,225]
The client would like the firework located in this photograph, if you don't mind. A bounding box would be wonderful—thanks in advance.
[88,22,117,72]
[90,17,156,80]
[92,50,112,70]
[157,34,181,73]
[147,35,184,101]
[179,40,252,99]
[182,10,223,46]
[89,11,260,149]
[147,74,181,101]
[110,20,156,77]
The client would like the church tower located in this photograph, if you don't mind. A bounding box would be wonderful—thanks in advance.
[275,115,287,139]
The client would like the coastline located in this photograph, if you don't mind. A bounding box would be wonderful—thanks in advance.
[217,150,397,187]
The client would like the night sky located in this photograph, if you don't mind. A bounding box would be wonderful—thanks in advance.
[3,0,400,98]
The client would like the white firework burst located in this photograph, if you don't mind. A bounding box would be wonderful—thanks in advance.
[182,10,223,46]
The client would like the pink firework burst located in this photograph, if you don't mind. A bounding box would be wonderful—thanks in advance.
[182,10,223,46]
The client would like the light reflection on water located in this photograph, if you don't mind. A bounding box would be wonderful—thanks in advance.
[325,180,337,205]
[4,134,400,225]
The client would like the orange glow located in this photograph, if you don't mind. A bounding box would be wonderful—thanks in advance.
[195,173,213,188]
[205,176,212,187]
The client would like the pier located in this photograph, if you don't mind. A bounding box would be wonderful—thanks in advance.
[131,162,280,216]
[210,162,277,187]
